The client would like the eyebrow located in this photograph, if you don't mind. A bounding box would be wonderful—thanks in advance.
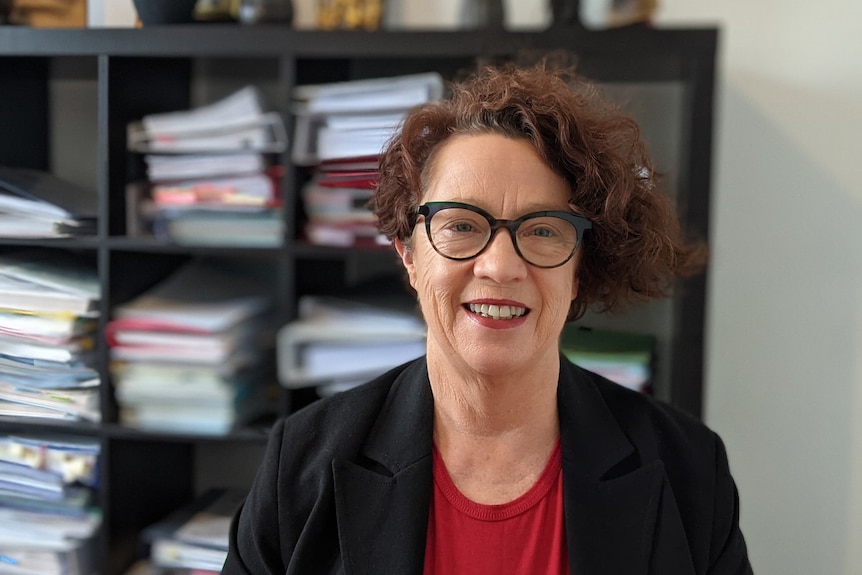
[434,200,574,217]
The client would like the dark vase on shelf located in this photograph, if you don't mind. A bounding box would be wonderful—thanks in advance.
[133,0,198,26]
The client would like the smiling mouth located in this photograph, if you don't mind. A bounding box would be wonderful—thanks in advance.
[466,303,528,320]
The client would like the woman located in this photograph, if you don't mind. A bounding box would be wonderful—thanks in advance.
[222,62,752,574]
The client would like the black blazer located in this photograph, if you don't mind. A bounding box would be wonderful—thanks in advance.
[222,356,752,575]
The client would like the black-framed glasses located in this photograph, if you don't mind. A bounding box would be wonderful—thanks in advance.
[416,201,592,269]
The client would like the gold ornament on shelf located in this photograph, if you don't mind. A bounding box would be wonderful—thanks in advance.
[317,0,383,30]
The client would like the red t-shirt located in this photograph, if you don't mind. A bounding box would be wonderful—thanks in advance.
[423,440,569,574]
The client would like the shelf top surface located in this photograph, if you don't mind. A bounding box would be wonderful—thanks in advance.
[0,25,718,58]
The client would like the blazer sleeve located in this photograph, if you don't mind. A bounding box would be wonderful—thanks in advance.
[222,418,288,575]
[708,432,754,575]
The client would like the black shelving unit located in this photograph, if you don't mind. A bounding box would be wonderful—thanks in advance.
[0,23,717,574]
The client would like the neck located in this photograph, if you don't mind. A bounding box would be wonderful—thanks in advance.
[426,345,562,503]
[426,345,561,439]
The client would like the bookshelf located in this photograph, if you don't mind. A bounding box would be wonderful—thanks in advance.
[0,24,717,574]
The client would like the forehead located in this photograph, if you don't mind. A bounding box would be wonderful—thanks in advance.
[422,133,571,213]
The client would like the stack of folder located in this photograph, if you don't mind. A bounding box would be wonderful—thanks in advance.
[0,250,101,422]
[0,434,101,575]
[301,157,386,248]
[278,295,426,396]
[127,86,287,247]
[131,488,246,574]
[106,259,277,435]
[290,72,443,249]
[290,72,444,166]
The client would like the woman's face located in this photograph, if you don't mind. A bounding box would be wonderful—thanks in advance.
[395,133,580,378]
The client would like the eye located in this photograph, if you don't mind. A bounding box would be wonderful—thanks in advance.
[451,221,476,233]
[433,209,487,235]
[521,221,559,239]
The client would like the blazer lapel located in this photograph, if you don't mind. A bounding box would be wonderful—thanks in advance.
[333,359,434,575]
[558,359,665,575]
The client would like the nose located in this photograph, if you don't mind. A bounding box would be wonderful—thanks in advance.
[472,228,527,283]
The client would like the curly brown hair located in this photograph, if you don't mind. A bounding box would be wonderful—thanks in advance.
[371,60,706,321]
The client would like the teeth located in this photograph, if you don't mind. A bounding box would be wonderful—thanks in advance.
[468,303,526,320]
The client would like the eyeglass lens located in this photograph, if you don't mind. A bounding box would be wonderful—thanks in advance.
[427,207,580,267]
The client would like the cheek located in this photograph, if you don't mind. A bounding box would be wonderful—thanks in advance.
[411,253,462,318]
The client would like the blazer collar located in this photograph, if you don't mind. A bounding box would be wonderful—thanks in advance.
[557,357,665,575]
[333,356,665,575]
[332,358,434,575]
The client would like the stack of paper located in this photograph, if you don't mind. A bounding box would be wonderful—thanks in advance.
[301,157,387,248]
[139,488,246,574]
[129,86,286,156]
[278,295,426,395]
[560,326,656,393]
[291,72,444,166]
[290,73,442,249]
[0,167,97,239]
[0,434,101,575]
[128,86,287,247]
[0,251,101,422]
[106,259,277,435]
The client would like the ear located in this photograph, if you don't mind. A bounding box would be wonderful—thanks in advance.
[571,274,579,301]
[394,237,417,289]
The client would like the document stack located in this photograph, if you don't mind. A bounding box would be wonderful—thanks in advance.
[560,325,656,393]
[127,86,287,247]
[132,488,246,574]
[0,434,102,575]
[0,251,101,422]
[0,166,97,239]
[106,259,277,435]
[301,157,386,248]
[278,295,426,396]
[291,73,443,247]
[291,72,443,166]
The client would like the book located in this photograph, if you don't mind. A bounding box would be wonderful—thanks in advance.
[0,333,94,364]
[290,72,443,165]
[0,275,98,317]
[0,250,99,302]
[0,541,94,575]
[0,460,65,498]
[0,355,99,391]
[142,489,247,572]
[0,310,96,346]
[153,209,283,248]
[144,152,266,182]
[150,171,279,209]
[0,251,99,318]
[0,435,100,487]
[291,72,444,115]
[0,382,100,422]
[129,112,287,154]
[316,124,397,162]
[110,260,271,334]
[107,319,266,365]
[278,296,426,388]
[128,86,287,154]
[0,433,101,574]
[0,167,97,239]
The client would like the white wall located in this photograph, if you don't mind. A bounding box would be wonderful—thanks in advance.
[656,1,862,574]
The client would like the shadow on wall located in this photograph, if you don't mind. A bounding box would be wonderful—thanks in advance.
[706,76,862,575]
